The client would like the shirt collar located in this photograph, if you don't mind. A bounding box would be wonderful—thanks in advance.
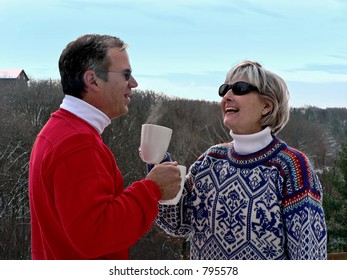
[60,95,111,134]
[230,126,273,155]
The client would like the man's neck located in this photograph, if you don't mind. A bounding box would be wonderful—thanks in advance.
[60,95,111,134]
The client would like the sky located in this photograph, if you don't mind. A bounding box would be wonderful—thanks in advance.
[1,0,347,108]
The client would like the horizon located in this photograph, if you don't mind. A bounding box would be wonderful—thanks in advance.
[16,76,346,110]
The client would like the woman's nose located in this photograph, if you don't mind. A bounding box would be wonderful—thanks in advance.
[223,89,234,100]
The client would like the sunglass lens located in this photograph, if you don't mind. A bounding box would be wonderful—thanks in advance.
[233,82,245,95]
[233,82,253,95]
[124,72,131,80]
[219,84,229,97]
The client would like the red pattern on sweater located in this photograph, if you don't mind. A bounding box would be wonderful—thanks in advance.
[29,109,161,259]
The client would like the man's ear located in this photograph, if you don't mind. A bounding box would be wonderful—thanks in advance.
[83,70,100,92]
[262,99,274,116]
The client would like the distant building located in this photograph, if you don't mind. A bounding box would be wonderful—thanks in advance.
[0,69,30,88]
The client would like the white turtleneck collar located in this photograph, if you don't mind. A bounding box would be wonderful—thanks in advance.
[229,126,273,155]
[60,95,111,134]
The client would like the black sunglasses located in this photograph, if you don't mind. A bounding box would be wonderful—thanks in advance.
[108,70,132,81]
[218,81,259,97]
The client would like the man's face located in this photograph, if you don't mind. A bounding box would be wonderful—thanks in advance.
[88,48,138,120]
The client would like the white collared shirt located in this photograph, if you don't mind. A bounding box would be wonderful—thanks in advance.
[60,95,111,134]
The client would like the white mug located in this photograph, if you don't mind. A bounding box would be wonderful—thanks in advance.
[140,124,172,164]
[159,165,186,205]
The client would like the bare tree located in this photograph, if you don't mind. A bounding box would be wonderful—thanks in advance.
[0,80,61,259]
[1,82,347,259]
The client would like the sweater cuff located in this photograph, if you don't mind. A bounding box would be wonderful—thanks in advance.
[141,179,161,200]
[146,152,172,173]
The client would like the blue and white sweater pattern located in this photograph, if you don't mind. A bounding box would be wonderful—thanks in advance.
[156,138,327,259]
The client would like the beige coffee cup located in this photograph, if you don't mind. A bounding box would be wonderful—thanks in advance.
[159,165,186,205]
[140,124,172,164]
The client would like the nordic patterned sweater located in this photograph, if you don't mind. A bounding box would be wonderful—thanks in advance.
[156,130,327,260]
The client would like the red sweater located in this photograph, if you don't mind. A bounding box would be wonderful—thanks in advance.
[29,109,161,259]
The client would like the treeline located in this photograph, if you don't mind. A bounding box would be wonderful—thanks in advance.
[0,80,346,259]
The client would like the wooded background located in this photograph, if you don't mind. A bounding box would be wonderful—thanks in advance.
[1,80,346,259]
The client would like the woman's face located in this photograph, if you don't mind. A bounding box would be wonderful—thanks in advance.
[221,76,272,135]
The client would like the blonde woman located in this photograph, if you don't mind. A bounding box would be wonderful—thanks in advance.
[156,61,327,260]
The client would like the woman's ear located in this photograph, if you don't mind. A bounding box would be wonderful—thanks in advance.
[262,100,274,116]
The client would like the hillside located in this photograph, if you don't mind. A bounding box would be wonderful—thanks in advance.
[0,80,346,259]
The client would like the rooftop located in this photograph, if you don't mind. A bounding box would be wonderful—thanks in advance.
[0,69,29,80]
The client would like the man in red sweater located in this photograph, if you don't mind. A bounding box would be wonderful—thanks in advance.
[28,34,181,259]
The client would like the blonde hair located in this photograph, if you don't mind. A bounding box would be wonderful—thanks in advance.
[225,60,290,134]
